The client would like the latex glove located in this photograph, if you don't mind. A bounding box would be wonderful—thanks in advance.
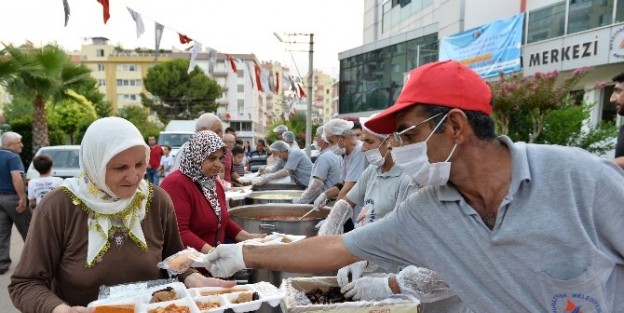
[317,200,352,236]
[238,178,252,185]
[258,166,267,175]
[336,260,379,287]
[251,176,265,185]
[396,266,455,303]
[291,197,302,204]
[312,193,328,211]
[204,244,246,278]
[314,219,326,231]
[342,275,393,301]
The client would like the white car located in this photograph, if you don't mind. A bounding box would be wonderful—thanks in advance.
[26,145,81,181]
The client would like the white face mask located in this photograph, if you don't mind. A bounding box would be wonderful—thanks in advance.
[391,114,456,186]
[327,138,345,156]
[364,137,389,167]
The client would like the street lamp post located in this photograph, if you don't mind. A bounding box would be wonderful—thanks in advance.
[274,32,314,158]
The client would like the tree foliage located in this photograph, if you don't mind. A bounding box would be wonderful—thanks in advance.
[142,59,222,123]
[116,104,160,139]
[4,44,97,152]
[46,90,98,144]
[489,68,616,153]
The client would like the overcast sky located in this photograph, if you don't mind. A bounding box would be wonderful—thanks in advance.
[0,0,364,78]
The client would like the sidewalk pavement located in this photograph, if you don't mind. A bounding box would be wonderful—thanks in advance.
[1,225,24,313]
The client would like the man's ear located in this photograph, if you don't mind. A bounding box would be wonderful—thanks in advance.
[447,109,470,144]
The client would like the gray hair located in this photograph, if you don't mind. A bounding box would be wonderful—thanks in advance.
[270,140,290,152]
[196,113,222,132]
[1,132,22,147]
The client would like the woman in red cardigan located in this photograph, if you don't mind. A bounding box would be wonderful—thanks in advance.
[161,131,263,254]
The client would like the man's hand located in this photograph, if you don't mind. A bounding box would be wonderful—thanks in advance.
[341,276,393,301]
[16,198,27,214]
[204,244,246,278]
[336,260,378,287]
[251,176,266,186]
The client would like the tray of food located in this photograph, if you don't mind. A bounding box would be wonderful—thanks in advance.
[89,281,286,313]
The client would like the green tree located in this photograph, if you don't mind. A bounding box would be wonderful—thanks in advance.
[489,69,616,152]
[116,104,161,139]
[3,95,33,121]
[46,90,98,144]
[4,44,94,152]
[142,59,222,123]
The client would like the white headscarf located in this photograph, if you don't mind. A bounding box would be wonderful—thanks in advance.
[60,117,150,267]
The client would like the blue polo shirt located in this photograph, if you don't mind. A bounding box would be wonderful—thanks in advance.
[0,149,24,193]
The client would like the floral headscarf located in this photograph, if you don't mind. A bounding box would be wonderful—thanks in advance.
[60,117,150,267]
[179,131,226,220]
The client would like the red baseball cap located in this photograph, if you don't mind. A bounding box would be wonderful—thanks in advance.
[364,60,492,134]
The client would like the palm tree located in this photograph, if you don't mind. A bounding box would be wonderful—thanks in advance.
[5,44,93,152]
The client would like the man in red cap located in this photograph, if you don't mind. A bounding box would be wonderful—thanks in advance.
[202,60,624,312]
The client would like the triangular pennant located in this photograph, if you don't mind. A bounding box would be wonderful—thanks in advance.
[127,8,145,38]
[188,42,202,73]
[255,64,264,92]
[275,72,280,93]
[154,22,164,61]
[226,54,238,73]
[179,34,192,44]
[97,0,110,24]
[298,82,307,98]
[63,0,71,26]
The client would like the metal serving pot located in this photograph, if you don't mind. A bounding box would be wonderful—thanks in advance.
[252,182,305,191]
[229,203,327,236]
[244,190,304,205]
[229,204,335,292]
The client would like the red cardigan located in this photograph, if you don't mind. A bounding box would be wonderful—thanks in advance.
[160,170,243,251]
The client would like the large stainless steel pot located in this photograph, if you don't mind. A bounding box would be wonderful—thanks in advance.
[244,190,303,205]
[229,203,327,236]
[252,182,305,191]
[229,204,336,292]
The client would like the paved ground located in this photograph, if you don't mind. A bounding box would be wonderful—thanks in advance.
[0,225,23,313]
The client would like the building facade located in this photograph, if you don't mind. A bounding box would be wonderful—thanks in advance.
[339,0,624,133]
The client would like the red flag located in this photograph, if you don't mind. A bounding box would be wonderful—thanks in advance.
[97,0,110,24]
[275,72,280,93]
[226,54,238,73]
[298,82,306,98]
[255,64,264,92]
[179,34,192,44]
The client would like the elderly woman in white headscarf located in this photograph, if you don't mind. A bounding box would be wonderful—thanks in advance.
[9,117,234,313]
[160,131,263,255]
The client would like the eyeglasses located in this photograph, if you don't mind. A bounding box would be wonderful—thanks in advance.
[392,113,443,147]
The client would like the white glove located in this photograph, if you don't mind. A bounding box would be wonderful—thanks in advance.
[291,197,302,204]
[396,266,455,303]
[239,178,252,185]
[312,193,328,211]
[258,166,266,174]
[341,275,393,301]
[251,176,265,185]
[314,219,326,231]
[204,244,246,278]
[317,200,352,236]
[336,260,379,287]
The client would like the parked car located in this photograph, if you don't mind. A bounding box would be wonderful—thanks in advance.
[158,131,194,159]
[26,145,81,182]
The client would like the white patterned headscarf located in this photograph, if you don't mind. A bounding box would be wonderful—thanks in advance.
[60,117,150,267]
[179,131,226,221]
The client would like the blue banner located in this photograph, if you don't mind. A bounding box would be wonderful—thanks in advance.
[439,13,524,78]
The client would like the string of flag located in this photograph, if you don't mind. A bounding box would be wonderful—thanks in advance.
[62,0,306,98]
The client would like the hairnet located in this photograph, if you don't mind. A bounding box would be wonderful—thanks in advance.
[273,125,288,133]
[282,131,295,142]
[270,140,290,151]
[323,119,354,137]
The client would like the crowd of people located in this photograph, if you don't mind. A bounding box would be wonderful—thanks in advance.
[1,60,624,312]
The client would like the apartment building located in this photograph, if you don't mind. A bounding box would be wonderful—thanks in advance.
[77,37,172,112]
[338,0,624,129]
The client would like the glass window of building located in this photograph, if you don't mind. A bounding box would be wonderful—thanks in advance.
[97,64,105,71]
[617,0,624,22]
[237,99,244,115]
[527,1,566,44]
[567,0,614,35]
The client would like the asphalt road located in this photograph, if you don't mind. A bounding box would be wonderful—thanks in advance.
[0,225,23,313]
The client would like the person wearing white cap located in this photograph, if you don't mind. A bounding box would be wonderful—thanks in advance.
[312,118,369,231]
[251,141,312,187]
[204,60,624,312]
[272,125,288,140]
[292,127,343,204]
[281,130,300,149]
